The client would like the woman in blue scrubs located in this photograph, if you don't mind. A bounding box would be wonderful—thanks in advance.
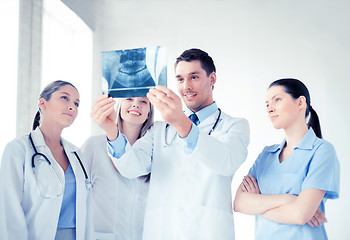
[234,78,340,240]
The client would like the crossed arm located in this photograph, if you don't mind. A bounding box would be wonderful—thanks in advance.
[234,174,327,227]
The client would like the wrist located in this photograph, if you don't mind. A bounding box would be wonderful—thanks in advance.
[173,116,192,138]
[106,126,118,141]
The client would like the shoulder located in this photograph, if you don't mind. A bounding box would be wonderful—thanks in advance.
[220,111,249,125]
[1,135,29,166]
[263,144,280,153]
[219,111,250,133]
[83,135,106,146]
[154,121,166,127]
[3,135,29,153]
[312,138,337,158]
[151,121,167,132]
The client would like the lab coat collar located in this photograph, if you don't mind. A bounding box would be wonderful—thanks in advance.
[30,127,79,153]
[267,127,317,153]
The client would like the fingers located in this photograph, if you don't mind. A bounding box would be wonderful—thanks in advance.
[307,219,315,227]
[308,208,327,227]
[241,174,260,194]
[91,95,113,114]
[248,174,260,193]
[147,91,168,112]
[91,95,116,124]
[155,85,178,100]
[148,87,180,108]
[239,182,248,192]
[242,176,253,192]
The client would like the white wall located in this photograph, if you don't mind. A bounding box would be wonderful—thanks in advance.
[0,1,18,161]
[92,0,350,239]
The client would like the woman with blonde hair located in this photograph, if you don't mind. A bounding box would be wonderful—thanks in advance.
[82,95,154,240]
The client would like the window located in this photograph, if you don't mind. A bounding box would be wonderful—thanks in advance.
[0,0,19,160]
[42,0,93,146]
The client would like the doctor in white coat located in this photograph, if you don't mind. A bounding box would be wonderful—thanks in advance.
[0,81,92,240]
[100,48,250,240]
[82,96,154,240]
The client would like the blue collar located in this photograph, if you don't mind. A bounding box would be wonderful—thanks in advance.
[184,102,218,125]
[267,127,318,153]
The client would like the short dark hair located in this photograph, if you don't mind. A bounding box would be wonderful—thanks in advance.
[175,48,216,76]
[269,78,322,139]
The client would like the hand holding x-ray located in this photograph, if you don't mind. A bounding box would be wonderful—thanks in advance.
[147,85,192,138]
[91,95,118,141]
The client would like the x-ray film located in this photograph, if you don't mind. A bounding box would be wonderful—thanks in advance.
[102,46,167,97]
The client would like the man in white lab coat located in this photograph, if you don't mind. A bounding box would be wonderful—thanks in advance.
[102,48,250,239]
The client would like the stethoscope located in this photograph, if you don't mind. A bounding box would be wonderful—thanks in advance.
[29,133,92,191]
[164,108,222,146]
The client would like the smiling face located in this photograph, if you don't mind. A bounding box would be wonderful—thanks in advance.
[120,97,150,126]
[266,85,306,130]
[39,84,80,128]
[175,60,216,112]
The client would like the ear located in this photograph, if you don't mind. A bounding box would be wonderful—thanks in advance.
[38,98,46,110]
[209,72,217,87]
[298,96,307,110]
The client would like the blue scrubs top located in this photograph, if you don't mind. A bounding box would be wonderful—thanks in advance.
[249,128,340,240]
[57,163,76,229]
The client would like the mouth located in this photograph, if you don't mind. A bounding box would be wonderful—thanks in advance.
[128,110,141,116]
[63,113,74,118]
[184,92,197,101]
[270,115,278,120]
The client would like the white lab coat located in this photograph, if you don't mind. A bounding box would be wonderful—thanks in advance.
[82,135,149,240]
[112,109,250,240]
[0,127,92,240]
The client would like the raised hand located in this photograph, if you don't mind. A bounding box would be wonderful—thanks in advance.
[91,95,118,140]
[147,86,192,138]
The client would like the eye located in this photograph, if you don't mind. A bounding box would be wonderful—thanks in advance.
[275,98,281,102]
[140,100,148,104]
[61,96,68,101]
[266,104,269,108]
[125,98,132,101]
[177,78,184,82]
[191,76,198,80]
[74,102,79,107]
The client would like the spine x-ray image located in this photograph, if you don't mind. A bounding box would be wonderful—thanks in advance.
[102,46,167,98]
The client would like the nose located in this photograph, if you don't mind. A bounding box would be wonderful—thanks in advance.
[68,103,76,111]
[132,101,140,108]
[267,105,274,113]
[183,79,192,90]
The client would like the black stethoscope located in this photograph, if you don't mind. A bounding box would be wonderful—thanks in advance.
[164,108,222,146]
[29,132,92,191]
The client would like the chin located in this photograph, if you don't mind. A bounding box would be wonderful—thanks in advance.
[271,122,283,130]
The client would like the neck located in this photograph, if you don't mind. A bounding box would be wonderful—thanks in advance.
[39,121,63,148]
[284,121,308,150]
[191,100,214,113]
[121,121,143,145]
